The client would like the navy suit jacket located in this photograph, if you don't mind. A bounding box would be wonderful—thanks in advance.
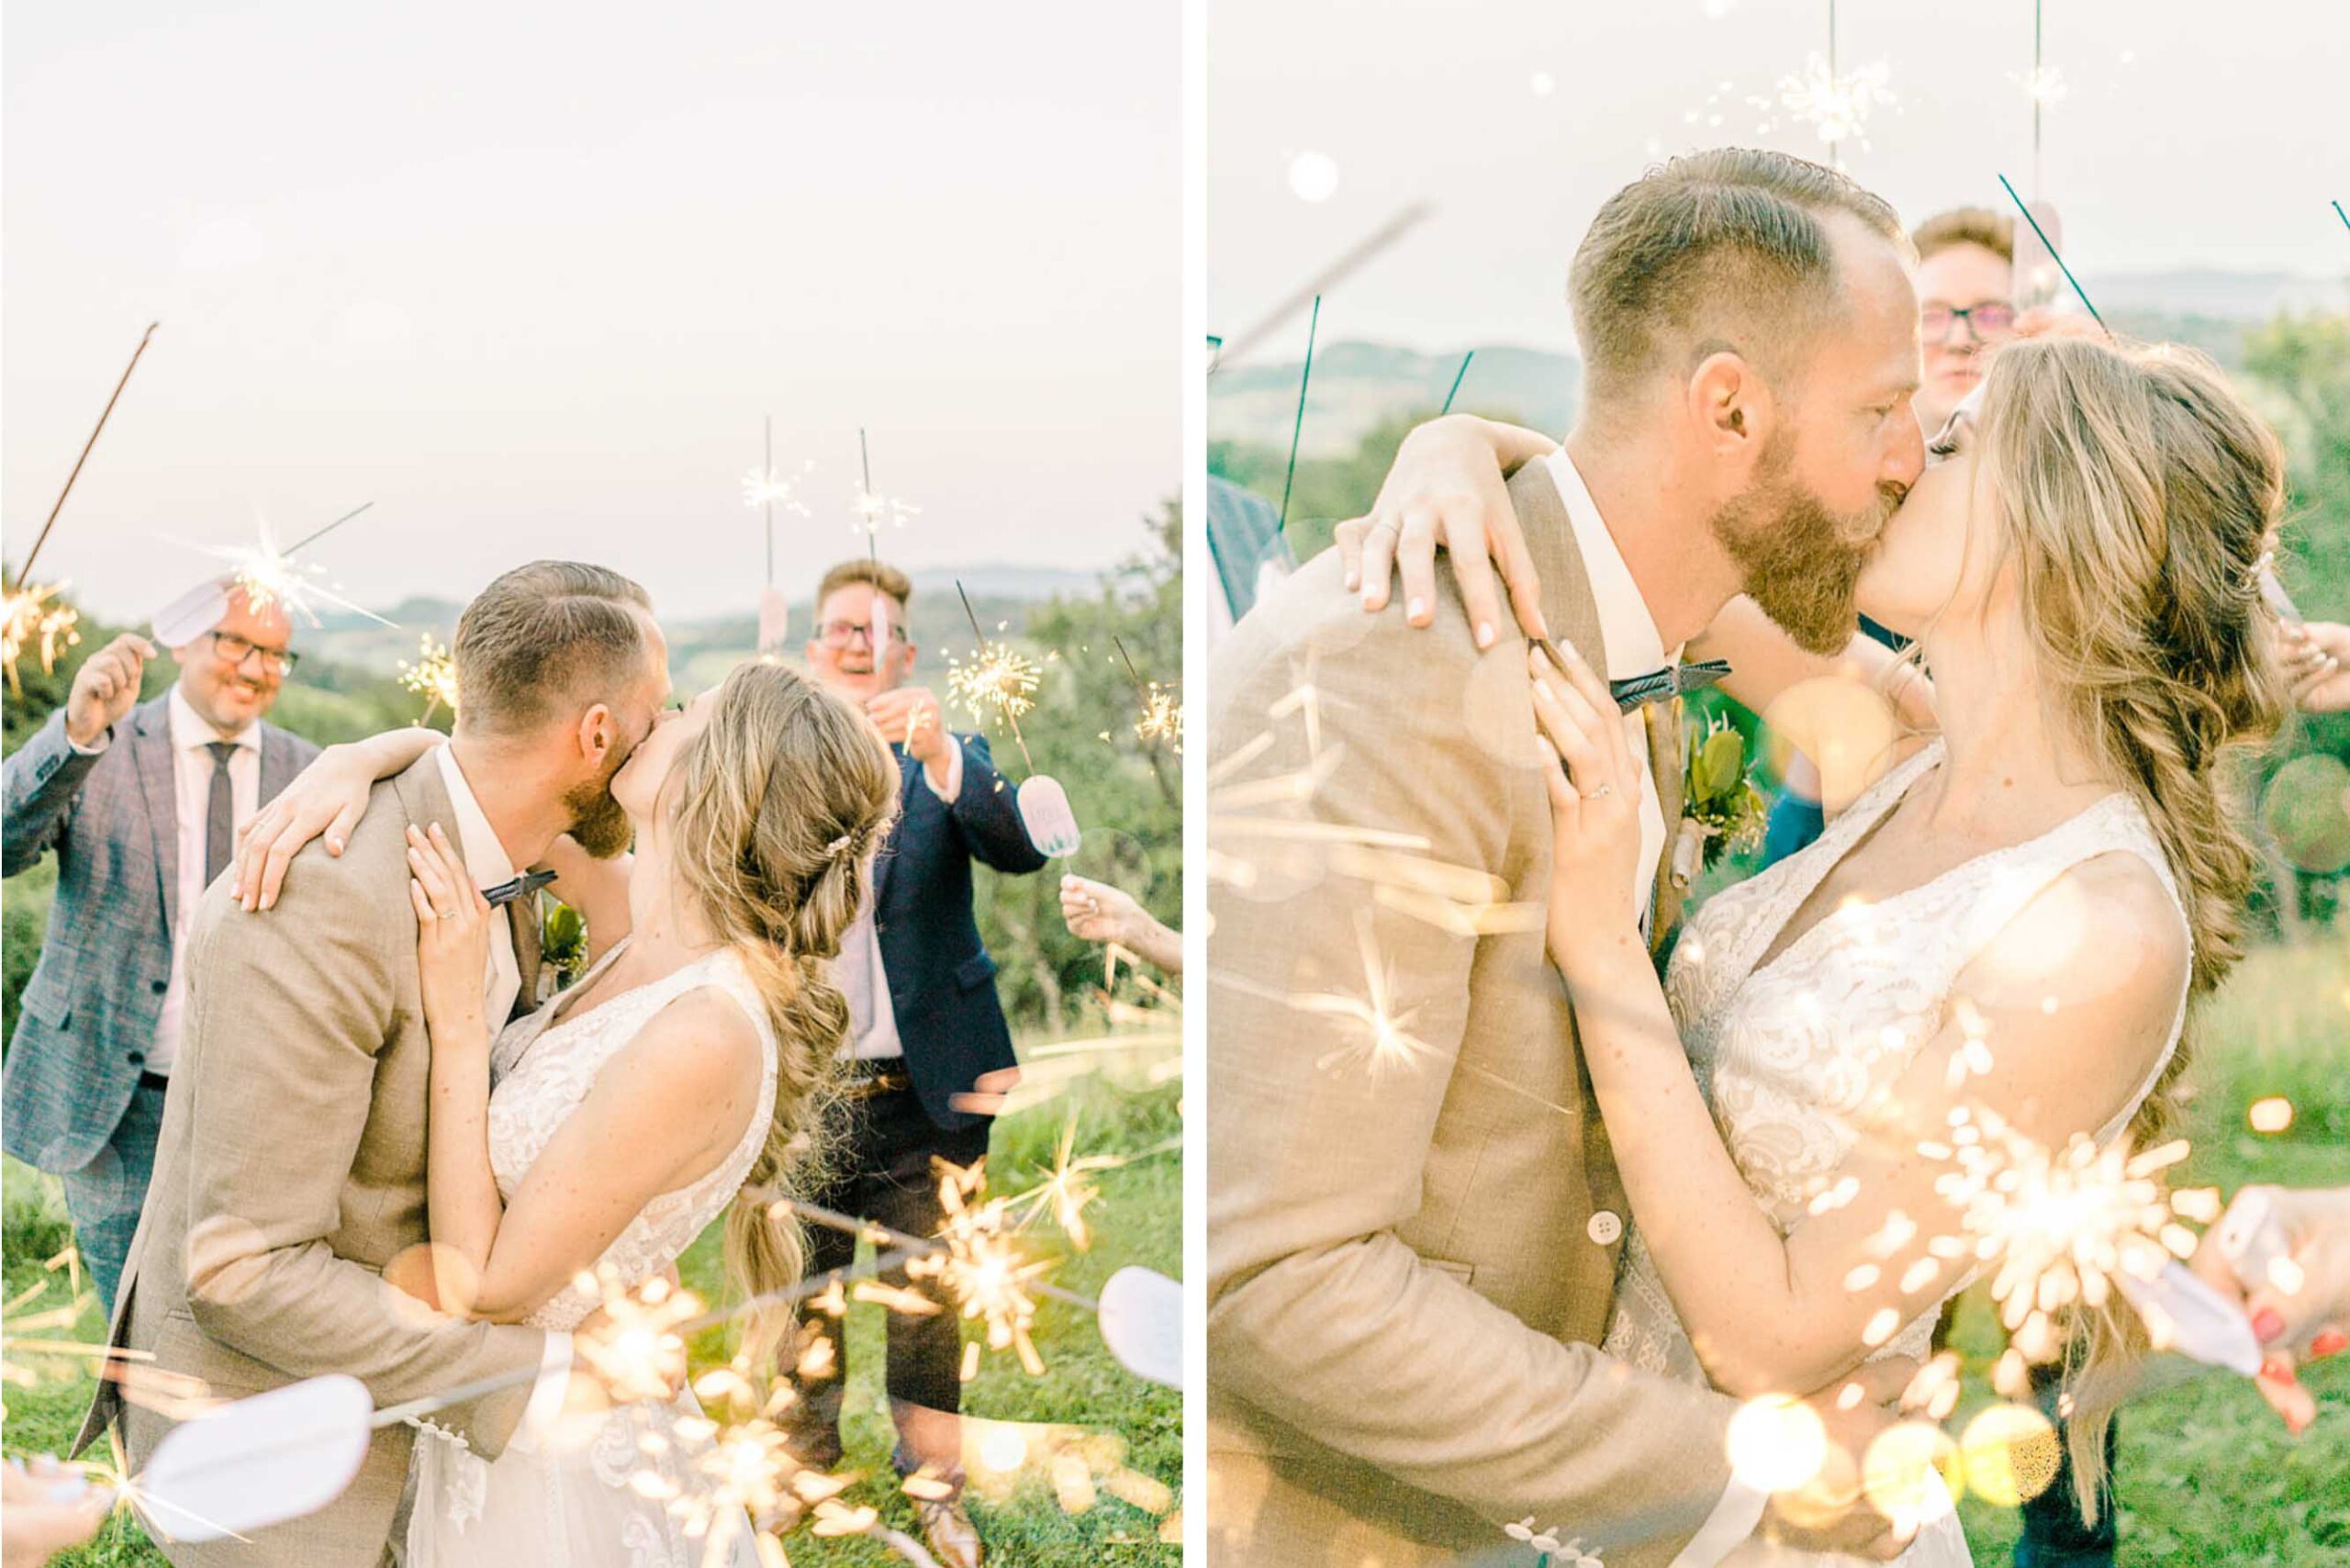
[871,731,1046,1131]
[3,696,317,1172]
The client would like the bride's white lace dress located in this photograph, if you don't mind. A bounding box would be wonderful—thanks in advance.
[408,942,776,1568]
[1600,741,2189,1567]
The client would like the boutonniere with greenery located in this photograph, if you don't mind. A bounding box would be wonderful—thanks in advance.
[542,899,590,991]
[1673,712,1769,885]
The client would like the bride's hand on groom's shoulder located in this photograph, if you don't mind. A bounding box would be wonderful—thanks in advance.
[235,735,408,910]
[1527,643,1642,971]
[1334,414,1554,649]
[408,823,493,1044]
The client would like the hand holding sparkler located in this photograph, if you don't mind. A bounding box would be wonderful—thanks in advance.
[62,632,157,748]
[867,685,954,773]
[2190,1185,2350,1434]
[1059,876,1181,975]
[2,1458,115,1568]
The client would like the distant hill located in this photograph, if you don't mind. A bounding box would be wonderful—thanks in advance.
[298,561,1100,690]
[1212,274,2348,455]
[1211,342,1580,458]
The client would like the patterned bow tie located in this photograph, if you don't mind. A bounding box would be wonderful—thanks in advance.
[482,868,557,908]
[1608,658,1732,713]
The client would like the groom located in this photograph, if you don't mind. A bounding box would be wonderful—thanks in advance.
[77,561,672,1568]
[1207,150,1926,1567]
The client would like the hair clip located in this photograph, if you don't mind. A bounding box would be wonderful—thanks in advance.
[824,832,856,858]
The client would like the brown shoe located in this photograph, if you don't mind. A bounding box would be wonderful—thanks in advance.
[915,1495,984,1568]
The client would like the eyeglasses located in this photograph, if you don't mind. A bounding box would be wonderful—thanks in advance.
[207,630,299,676]
[814,620,907,649]
[1920,302,2018,343]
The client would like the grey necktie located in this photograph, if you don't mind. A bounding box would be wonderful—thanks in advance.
[203,741,238,888]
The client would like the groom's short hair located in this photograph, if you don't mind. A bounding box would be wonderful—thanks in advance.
[1570,148,1907,406]
[453,560,654,735]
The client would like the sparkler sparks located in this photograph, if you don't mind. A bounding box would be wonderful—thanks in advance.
[1135,687,1184,754]
[201,511,392,630]
[1930,1108,2203,1361]
[2009,63,2069,104]
[741,462,814,513]
[570,1269,704,1405]
[947,644,1044,729]
[914,1160,1058,1377]
[1,581,84,691]
[397,633,460,723]
[1292,911,1439,1078]
[1762,53,1897,153]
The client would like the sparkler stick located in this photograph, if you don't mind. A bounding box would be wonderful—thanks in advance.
[278,501,374,560]
[1112,635,1182,755]
[1997,175,2105,330]
[19,322,159,584]
[1440,350,1475,415]
[1219,203,1430,367]
[1277,295,1321,535]
[2335,199,2349,236]
[955,579,1036,773]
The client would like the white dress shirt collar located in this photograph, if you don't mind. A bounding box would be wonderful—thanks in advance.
[432,745,520,893]
[1542,450,1673,678]
[167,683,261,756]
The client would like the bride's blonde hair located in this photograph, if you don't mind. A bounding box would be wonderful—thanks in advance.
[1971,335,2289,1515]
[664,660,900,1365]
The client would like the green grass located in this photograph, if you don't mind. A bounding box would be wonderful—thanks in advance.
[3,1062,1181,1567]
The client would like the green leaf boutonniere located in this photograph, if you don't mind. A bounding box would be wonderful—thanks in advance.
[542,899,591,991]
[1673,714,1769,885]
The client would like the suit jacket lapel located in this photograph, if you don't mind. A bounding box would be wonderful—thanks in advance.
[129,698,181,933]
[1506,459,1606,679]
[257,722,301,802]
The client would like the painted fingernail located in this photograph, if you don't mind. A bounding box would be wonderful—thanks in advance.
[1476,622,1497,649]
[2255,1308,2287,1343]
[2311,1329,2347,1360]
[1343,570,1360,590]
[2259,1354,2296,1383]
[1407,598,1428,622]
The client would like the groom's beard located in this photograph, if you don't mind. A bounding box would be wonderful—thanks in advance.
[564,746,635,859]
[1713,450,1905,655]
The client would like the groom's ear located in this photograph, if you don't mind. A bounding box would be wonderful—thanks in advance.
[576,701,616,763]
[1689,349,1774,459]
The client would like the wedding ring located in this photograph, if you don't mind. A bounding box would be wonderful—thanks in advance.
[1585,783,1614,799]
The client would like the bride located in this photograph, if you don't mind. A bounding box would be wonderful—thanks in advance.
[1349,334,2288,1562]
[252,660,900,1565]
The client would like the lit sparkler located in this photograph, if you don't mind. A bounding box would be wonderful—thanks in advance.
[851,427,920,541]
[947,644,1043,729]
[744,416,813,588]
[0,581,84,692]
[1766,53,1896,157]
[1930,1107,2206,1361]
[570,1268,705,1405]
[205,505,392,628]
[397,633,460,723]
[1113,636,1182,756]
[2009,64,2069,105]
[916,1160,1057,1377]
[1010,1117,1125,1251]
[1290,910,1439,1078]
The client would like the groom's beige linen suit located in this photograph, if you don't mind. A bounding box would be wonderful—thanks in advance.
[1207,461,1745,1568]
[78,750,550,1568]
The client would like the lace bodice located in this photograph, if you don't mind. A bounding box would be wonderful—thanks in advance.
[1603,740,2192,1383]
[485,941,779,1332]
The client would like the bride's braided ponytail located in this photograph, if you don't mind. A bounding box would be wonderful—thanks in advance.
[666,661,901,1366]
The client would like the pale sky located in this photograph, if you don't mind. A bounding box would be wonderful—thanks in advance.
[1213,0,2350,362]
[5,2,1179,624]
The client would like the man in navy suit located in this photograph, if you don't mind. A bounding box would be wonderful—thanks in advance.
[3,580,318,1313]
[788,558,1045,1568]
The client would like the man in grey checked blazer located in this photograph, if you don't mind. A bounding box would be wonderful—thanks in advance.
[3,581,316,1313]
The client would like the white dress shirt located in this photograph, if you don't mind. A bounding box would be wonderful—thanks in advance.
[1541,454,1769,1561]
[147,685,263,1076]
[1543,451,1671,921]
[428,745,570,1445]
[834,739,963,1062]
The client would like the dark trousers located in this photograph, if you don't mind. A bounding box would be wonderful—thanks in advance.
[58,1075,168,1319]
[1930,1302,2119,1567]
[786,1082,989,1476]
[2014,1361,2118,1567]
